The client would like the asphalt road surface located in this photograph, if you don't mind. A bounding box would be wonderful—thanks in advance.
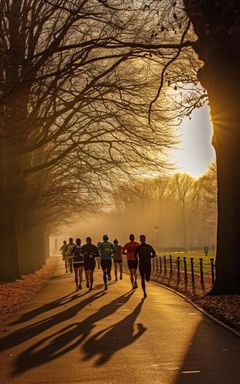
[0,258,239,384]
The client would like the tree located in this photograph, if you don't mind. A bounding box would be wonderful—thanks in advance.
[183,0,240,293]
[167,173,195,250]
[0,0,185,280]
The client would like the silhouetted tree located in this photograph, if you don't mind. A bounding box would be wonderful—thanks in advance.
[183,0,240,293]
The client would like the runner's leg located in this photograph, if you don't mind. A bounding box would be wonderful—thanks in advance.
[97,257,100,269]
[101,260,108,289]
[119,262,123,279]
[78,267,83,289]
[74,266,79,290]
[64,257,68,273]
[69,257,73,273]
[85,269,89,286]
[130,269,134,288]
[107,260,112,281]
[146,264,151,282]
[85,270,90,288]
[134,268,138,288]
[114,262,118,280]
[140,268,147,297]
[89,270,94,290]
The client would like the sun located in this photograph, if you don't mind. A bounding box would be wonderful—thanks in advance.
[169,106,216,178]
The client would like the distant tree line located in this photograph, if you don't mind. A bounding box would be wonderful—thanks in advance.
[112,164,217,250]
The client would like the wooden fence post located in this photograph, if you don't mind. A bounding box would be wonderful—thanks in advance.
[163,255,167,274]
[159,256,162,274]
[210,258,215,286]
[190,257,195,285]
[177,256,180,280]
[199,257,204,287]
[183,256,188,282]
[169,255,173,276]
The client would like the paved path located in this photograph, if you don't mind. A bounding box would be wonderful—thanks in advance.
[0,258,239,384]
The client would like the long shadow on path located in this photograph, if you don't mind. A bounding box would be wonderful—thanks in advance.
[82,298,146,366]
[10,291,80,326]
[0,290,105,353]
[11,291,137,375]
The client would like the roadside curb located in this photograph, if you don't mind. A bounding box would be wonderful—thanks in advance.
[149,278,240,339]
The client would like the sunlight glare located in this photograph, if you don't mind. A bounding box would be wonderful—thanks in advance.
[169,106,215,178]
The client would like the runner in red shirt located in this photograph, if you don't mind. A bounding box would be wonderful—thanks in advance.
[122,234,139,289]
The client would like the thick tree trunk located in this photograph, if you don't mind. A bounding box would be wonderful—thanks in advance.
[43,231,50,264]
[18,212,47,275]
[0,148,21,281]
[183,0,240,293]
[0,206,20,281]
[210,79,240,293]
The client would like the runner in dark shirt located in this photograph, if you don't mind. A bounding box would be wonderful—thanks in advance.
[70,238,84,291]
[113,238,123,281]
[135,235,156,298]
[82,237,99,291]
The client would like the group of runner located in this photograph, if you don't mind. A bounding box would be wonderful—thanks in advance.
[60,234,156,298]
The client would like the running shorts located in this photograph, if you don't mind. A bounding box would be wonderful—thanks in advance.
[127,260,138,270]
[73,262,84,268]
[139,263,151,281]
[101,259,112,271]
[84,260,96,271]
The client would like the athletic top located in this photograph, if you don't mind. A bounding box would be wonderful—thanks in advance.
[82,244,99,264]
[98,241,115,261]
[66,243,75,257]
[113,244,123,262]
[71,245,84,264]
[122,241,139,261]
[60,244,67,256]
[135,243,156,266]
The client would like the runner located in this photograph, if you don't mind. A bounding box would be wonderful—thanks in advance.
[122,234,139,289]
[82,237,99,291]
[70,238,84,291]
[96,242,101,270]
[66,238,75,273]
[60,240,68,273]
[113,239,123,281]
[98,235,115,290]
[135,235,156,298]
